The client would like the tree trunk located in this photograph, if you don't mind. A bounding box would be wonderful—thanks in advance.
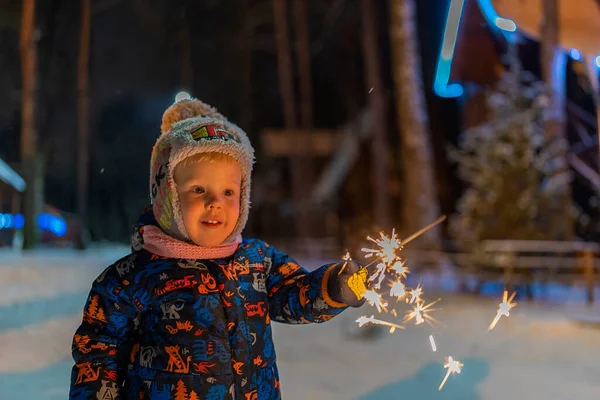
[77,0,91,249]
[239,0,253,131]
[292,0,313,129]
[292,0,323,236]
[361,0,391,230]
[272,0,310,240]
[20,0,42,250]
[541,0,574,239]
[389,0,441,248]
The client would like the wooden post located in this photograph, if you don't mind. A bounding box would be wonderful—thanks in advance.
[503,252,515,295]
[20,0,42,250]
[292,0,313,129]
[11,191,19,247]
[292,0,318,243]
[361,0,391,229]
[272,0,311,241]
[541,0,573,239]
[11,191,19,214]
[77,0,91,249]
[581,250,595,306]
[389,0,440,249]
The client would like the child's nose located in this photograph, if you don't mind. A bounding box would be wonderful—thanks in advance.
[205,193,223,209]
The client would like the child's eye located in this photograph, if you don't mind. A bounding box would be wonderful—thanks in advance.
[192,187,205,194]
[224,189,234,196]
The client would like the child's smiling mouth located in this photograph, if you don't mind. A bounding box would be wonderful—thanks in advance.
[201,220,223,229]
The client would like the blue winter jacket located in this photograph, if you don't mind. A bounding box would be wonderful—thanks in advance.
[69,209,350,400]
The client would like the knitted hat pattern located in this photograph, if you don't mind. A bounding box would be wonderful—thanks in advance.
[150,98,255,244]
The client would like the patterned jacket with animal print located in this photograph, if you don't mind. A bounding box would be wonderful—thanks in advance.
[69,210,350,400]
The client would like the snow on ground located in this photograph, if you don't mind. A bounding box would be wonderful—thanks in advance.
[1,247,600,399]
[0,244,129,306]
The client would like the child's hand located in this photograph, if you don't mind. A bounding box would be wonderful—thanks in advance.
[327,261,368,307]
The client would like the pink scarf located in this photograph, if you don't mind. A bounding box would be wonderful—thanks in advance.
[142,225,241,259]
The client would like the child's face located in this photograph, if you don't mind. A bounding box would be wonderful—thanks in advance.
[174,157,242,247]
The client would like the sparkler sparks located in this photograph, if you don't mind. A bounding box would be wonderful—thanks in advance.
[363,290,388,312]
[352,216,480,392]
[369,263,387,290]
[362,230,401,264]
[391,260,409,278]
[488,290,517,331]
[337,251,353,275]
[358,217,446,322]
[389,280,406,298]
[429,335,437,352]
[438,356,463,390]
[408,283,423,304]
[404,298,441,326]
[356,315,405,333]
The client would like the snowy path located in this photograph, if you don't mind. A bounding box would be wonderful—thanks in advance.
[1,248,599,399]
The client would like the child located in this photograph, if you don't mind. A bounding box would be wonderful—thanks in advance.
[69,98,367,400]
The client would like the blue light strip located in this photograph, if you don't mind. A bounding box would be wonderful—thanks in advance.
[434,0,600,99]
[477,0,516,38]
[0,213,67,236]
[433,0,466,98]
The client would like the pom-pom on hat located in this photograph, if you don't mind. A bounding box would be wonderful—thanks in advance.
[150,97,255,243]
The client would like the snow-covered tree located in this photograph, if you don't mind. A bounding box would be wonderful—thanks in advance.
[449,62,574,250]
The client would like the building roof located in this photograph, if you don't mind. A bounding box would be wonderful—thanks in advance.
[434,0,600,98]
[0,157,26,192]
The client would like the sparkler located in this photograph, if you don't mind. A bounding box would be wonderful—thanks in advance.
[438,356,463,390]
[429,335,437,352]
[400,215,447,246]
[488,290,517,331]
[357,216,446,320]
[356,315,405,333]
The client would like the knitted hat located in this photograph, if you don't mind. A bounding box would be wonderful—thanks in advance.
[150,98,255,243]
